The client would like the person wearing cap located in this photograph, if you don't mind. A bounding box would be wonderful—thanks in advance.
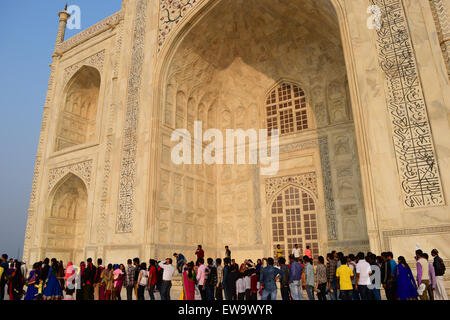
[431,249,448,300]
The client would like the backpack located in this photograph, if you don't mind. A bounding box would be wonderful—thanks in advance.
[206,266,217,287]
[434,257,446,276]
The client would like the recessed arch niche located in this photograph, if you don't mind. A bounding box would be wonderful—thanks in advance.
[44,173,88,262]
[55,65,101,152]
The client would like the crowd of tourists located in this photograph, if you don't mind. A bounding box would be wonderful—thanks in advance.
[0,245,447,301]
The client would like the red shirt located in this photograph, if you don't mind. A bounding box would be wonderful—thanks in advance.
[149,266,157,286]
[196,249,205,259]
[250,274,258,293]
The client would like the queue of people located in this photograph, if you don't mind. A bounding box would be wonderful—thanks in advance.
[0,246,447,301]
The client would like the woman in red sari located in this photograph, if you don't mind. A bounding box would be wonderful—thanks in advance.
[182,262,196,300]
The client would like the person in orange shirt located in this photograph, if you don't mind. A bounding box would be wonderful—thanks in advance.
[304,246,312,259]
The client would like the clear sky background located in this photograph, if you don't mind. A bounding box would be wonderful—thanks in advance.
[0,1,122,259]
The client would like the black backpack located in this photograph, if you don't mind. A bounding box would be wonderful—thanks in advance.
[434,257,446,276]
[206,266,217,287]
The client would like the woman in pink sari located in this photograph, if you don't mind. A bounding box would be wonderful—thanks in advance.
[183,262,196,300]
[113,264,125,300]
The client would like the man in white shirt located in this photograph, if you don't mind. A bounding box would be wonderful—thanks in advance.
[292,244,301,259]
[355,252,372,300]
[158,258,175,300]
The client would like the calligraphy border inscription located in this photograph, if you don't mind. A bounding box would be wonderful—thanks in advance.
[371,0,445,208]
[116,0,148,233]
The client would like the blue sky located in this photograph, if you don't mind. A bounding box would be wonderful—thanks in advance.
[0,1,122,259]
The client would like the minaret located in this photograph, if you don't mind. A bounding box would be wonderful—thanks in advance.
[55,5,71,49]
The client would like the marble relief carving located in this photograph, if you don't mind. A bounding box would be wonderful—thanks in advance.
[371,0,445,208]
[63,50,105,87]
[265,173,318,203]
[319,137,338,240]
[117,0,148,233]
[56,11,123,54]
[48,160,93,192]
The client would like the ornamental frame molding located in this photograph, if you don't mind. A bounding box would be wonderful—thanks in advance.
[47,160,93,192]
[382,225,450,251]
[265,172,318,204]
[55,11,123,55]
[371,0,445,208]
[62,50,106,87]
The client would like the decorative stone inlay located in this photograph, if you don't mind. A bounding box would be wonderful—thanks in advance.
[158,0,202,52]
[265,172,318,204]
[63,50,106,87]
[117,0,148,233]
[279,140,319,153]
[319,137,337,240]
[56,11,123,54]
[371,0,445,208]
[48,160,93,192]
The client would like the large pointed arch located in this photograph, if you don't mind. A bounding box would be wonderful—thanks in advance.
[43,173,88,263]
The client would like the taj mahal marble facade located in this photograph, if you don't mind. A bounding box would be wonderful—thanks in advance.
[24,0,450,268]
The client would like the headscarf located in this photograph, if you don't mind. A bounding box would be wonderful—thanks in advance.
[65,262,75,280]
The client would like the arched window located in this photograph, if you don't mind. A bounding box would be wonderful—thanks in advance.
[55,66,100,152]
[271,186,319,259]
[265,82,310,136]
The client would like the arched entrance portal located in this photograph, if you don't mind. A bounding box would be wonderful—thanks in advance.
[154,0,369,261]
[44,174,88,263]
[270,186,319,260]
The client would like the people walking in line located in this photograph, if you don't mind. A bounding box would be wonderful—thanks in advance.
[289,254,303,300]
[304,256,315,300]
[260,257,282,300]
[396,256,418,300]
[336,256,353,300]
[4,246,448,301]
[278,257,290,301]
[215,258,224,300]
[136,262,148,300]
[431,249,448,300]
[125,259,136,300]
[316,256,327,301]
[158,258,175,300]
[355,252,371,300]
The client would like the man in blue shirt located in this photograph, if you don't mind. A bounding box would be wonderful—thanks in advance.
[289,254,303,300]
[260,257,283,300]
[173,253,187,274]
[387,252,398,300]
